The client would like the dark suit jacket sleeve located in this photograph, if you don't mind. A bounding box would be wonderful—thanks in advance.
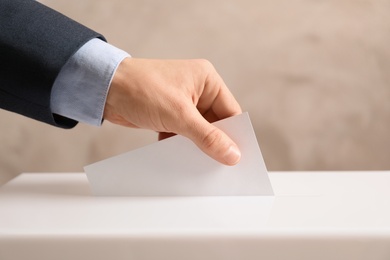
[0,0,106,128]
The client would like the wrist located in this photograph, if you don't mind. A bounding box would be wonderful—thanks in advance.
[104,57,136,127]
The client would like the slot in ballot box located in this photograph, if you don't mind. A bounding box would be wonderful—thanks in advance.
[1,171,390,260]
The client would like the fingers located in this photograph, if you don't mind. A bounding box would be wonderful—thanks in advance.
[163,60,242,165]
[179,108,241,165]
[197,62,242,121]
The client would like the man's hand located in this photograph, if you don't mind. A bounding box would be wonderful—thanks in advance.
[103,58,242,165]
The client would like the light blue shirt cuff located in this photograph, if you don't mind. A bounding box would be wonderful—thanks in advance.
[51,38,130,126]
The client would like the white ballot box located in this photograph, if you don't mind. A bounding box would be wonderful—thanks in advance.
[0,171,390,260]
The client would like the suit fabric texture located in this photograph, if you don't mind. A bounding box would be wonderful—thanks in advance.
[0,0,105,128]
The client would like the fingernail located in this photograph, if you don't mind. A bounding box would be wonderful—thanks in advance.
[224,145,241,165]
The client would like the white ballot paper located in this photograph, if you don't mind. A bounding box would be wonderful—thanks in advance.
[84,112,274,196]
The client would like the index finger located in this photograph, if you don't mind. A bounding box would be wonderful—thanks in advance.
[197,66,242,122]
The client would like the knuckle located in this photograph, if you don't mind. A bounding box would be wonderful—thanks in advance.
[197,59,213,70]
[201,127,222,151]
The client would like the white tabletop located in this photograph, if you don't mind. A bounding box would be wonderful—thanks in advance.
[1,171,390,260]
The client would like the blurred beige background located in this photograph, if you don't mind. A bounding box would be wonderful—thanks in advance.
[1,0,389,185]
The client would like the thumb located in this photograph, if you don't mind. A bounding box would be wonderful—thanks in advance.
[180,112,241,166]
